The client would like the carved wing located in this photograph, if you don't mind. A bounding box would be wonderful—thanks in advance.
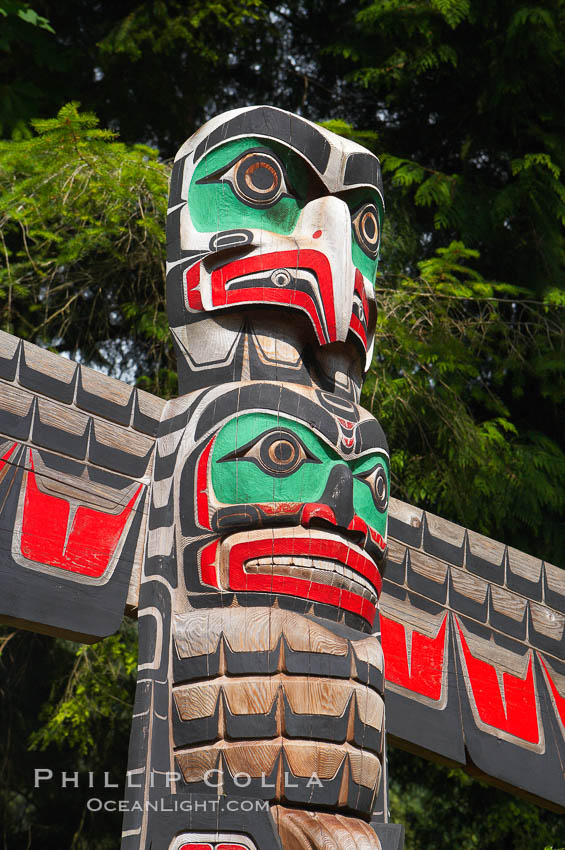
[380,497,565,811]
[2,327,563,809]
[0,331,165,642]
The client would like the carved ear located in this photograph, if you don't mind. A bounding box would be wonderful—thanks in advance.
[0,330,164,642]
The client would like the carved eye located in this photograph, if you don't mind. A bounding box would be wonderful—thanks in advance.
[257,432,308,475]
[233,153,286,205]
[197,149,293,209]
[352,202,380,259]
[218,428,319,477]
[355,463,388,512]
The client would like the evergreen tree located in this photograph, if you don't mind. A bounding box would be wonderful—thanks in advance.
[1,2,564,846]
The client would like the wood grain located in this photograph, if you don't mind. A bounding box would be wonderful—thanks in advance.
[173,675,384,730]
[273,808,383,850]
[173,607,352,659]
[176,739,381,791]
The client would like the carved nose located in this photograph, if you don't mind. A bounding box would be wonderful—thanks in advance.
[297,195,351,238]
[294,197,355,342]
[318,463,355,529]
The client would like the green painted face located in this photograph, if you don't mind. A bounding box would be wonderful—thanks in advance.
[188,137,383,284]
[210,412,389,537]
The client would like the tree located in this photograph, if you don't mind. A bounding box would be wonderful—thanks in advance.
[0,103,174,394]
[2,100,564,849]
[322,0,565,563]
[1,1,564,846]
[4,0,563,557]
[0,626,136,850]
[0,0,282,155]
[0,1,56,138]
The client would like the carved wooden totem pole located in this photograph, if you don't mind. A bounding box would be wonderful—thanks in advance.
[0,107,563,850]
[132,106,391,850]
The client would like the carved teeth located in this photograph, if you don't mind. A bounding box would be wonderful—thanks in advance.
[244,555,378,598]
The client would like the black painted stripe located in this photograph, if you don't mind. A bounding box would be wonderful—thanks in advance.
[344,152,384,195]
[194,107,331,174]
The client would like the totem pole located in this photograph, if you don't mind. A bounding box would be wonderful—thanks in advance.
[0,106,563,850]
[126,106,392,850]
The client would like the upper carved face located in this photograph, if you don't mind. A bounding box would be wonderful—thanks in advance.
[167,107,384,384]
[160,382,389,630]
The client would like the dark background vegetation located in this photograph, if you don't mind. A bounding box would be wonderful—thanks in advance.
[0,1,564,847]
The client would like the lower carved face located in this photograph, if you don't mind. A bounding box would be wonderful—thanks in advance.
[174,383,389,629]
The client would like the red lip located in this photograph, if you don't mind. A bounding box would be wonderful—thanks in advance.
[198,529,382,625]
[186,249,336,344]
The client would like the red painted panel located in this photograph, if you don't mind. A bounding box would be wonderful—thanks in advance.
[20,459,142,578]
[348,515,368,536]
[455,618,539,743]
[196,437,215,530]
[355,268,368,319]
[368,527,386,554]
[381,614,447,701]
[179,841,248,850]
[222,285,328,344]
[349,313,366,348]
[179,844,213,850]
[301,503,337,527]
[538,656,565,728]
[185,262,204,310]
[199,540,220,588]
[349,269,368,348]
[217,844,248,850]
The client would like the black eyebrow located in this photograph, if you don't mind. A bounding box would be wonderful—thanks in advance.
[344,153,384,196]
[194,106,331,175]
[194,146,289,184]
[195,384,339,445]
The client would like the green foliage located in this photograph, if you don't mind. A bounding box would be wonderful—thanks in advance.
[325,0,565,307]
[317,119,379,151]
[329,0,565,559]
[1,2,564,847]
[28,625,138,756]
[363,236,565,558]
[0,0,284,156]
[0,0,53,37]
[0,102,176,394]
[0,1,57,138]
[0,625,137,848]
[353,0,466,87]
[388,748,564,849]
[100,0,264,62]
